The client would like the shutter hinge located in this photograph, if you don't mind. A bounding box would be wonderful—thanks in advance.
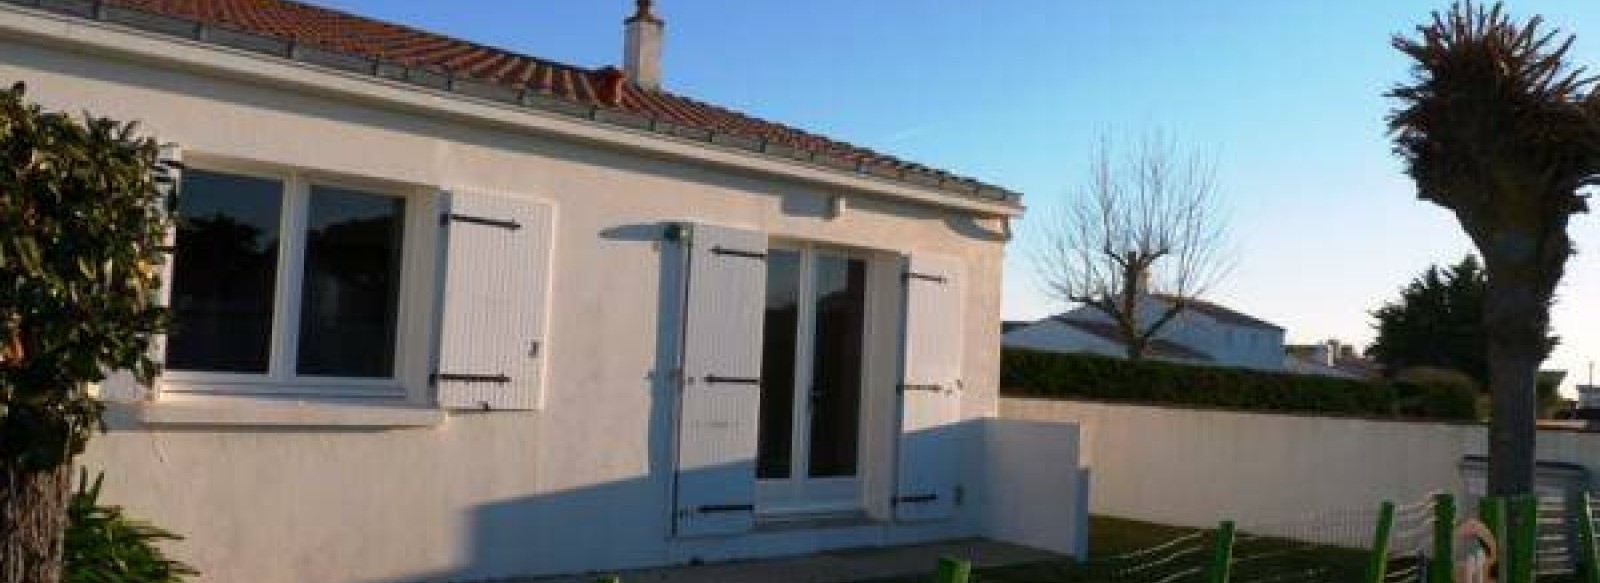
[710,246,766,261]
[892,493,939,507]
[904,271,947,284]
[433,372,512,384]
[704,375,761,386]
[695,503,755,515]
[442,213,521,230]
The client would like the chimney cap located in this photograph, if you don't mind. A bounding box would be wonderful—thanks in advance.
[626,0,663,25]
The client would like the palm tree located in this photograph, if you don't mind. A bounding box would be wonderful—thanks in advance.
[1389,2,1599,499]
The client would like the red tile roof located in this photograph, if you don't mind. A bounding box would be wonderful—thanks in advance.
[78,0,1017,202]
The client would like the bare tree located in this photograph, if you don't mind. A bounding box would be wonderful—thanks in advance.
[1032,133,1231,360]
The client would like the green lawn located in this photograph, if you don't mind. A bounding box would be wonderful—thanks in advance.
[858,516,1370,582]
[858,515,1586,582]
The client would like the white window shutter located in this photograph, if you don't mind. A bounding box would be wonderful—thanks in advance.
[672,223,766,537]
[894,254,965,522]
[435,192,555,411]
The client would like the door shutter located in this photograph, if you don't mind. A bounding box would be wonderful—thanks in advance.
[672,223,767,537]
[894,254,965,522]
[435,192,555,411]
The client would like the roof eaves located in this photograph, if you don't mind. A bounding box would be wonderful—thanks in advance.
[12,0,1024,208]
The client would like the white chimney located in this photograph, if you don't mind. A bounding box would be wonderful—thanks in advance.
[624,0,664,90]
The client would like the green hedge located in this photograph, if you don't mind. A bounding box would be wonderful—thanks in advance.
[1001,348,1479,421]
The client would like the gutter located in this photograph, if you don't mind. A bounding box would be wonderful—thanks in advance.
[0,0,1025,218]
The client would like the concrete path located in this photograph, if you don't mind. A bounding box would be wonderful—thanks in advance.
[520,539,1062,583]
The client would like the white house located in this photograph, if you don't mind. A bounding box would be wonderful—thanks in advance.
[0,1,1086,581]
[1004,295,1286,371]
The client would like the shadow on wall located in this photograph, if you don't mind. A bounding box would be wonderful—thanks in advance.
[343,418,1085,583]
[85,229,1076,582]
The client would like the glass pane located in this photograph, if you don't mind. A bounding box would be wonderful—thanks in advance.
[166,170,284,373]
[757,249,802,480]
[295,186,405,378]
[808,254,867,478]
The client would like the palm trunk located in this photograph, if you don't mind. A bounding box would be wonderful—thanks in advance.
[1484,346,1540,496]
[0,460,72,583]
[1480,263,1550,498]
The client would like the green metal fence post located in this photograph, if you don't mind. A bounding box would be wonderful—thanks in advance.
[1509,494,1538,583]
[1482,496,1509,583]
[1431,493,1457,583]
[1365,501,1397,583]
[1207,520,1236,583]
[934,557,971,583]
[1577,491,1600,583]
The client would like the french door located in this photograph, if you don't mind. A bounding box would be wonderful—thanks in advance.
[756,246,870,515]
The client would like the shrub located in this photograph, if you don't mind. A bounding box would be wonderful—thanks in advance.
[64,470,195,583]
[1392,366,1481,420]
[1001,348,1476,421]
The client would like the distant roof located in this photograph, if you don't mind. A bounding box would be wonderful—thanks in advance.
[1153,294,1283,331]
[32,0,1020,205]
[1052,318,1214,362]
[1284,352,1382,380]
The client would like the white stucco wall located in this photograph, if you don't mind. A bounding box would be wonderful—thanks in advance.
[1003,398,1600,542]
[0,10,1028,583]
[975,419,1090,558]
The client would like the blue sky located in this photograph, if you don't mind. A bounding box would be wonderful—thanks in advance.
[309,1,1600,391]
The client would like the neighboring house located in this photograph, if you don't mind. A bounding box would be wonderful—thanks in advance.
[1284,340,1383,380]
[1003,295,1286,370]
[1,1,1085,581]
[1003,316,1214,365]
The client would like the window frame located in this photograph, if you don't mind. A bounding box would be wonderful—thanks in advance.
[160,158,428,399]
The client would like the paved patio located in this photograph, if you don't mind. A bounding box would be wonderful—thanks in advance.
[521,539,1063,583]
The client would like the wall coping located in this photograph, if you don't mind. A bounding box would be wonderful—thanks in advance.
[1003,395,1600,435]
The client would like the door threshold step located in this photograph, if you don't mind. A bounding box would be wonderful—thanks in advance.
[754,510,878,533]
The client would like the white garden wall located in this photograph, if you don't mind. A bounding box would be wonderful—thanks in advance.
[1003,398,1600,539]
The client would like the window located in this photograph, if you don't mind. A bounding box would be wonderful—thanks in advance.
[165,168,409,389]
[166,171,283,373]
[297,186,405,378]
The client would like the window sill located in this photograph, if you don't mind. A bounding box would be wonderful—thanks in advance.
[104,399,445,429]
